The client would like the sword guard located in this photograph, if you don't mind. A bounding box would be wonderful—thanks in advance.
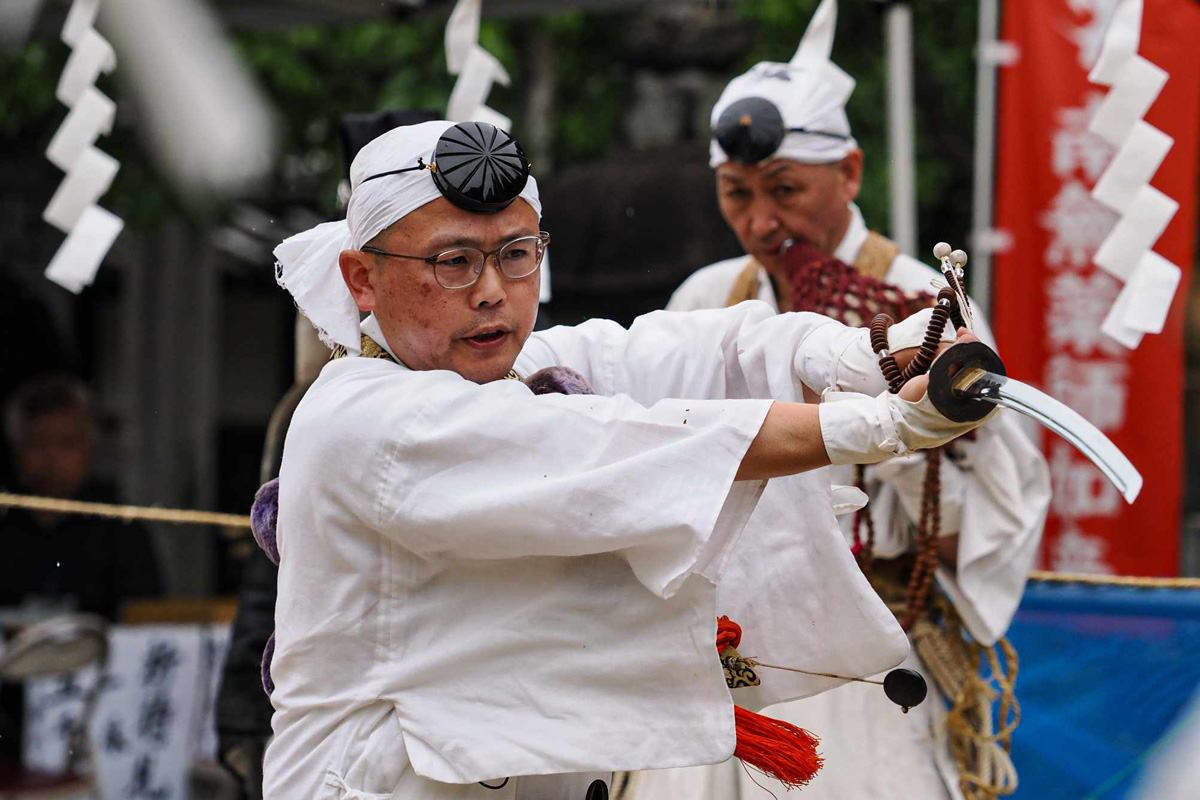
[928,341,1006,423]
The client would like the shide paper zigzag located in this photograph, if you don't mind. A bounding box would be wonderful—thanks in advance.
[442,0,550,303]
[1087,0,1181,349]
[43,0,124,294]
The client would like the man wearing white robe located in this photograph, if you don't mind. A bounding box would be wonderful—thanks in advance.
[639,2,1052,798]
[264,119,997,799]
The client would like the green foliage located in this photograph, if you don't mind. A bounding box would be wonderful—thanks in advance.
[0,38,185,230]
[540,12,631,166]
[732,0,980,253]
[235,18,453,210]
[0,2,980,248]
[0,41,60,139]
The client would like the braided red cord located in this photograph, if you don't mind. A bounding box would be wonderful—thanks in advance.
[852,464,876,574]
[716,615,742,652]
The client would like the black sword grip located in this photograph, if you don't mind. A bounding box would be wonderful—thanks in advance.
[927,341,1007,423]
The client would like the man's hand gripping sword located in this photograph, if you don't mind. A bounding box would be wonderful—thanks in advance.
[904,243,1142,504]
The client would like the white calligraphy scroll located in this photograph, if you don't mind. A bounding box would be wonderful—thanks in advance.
[24,625,230,800]
[43,0,124,294]
[1086,0,1181,349]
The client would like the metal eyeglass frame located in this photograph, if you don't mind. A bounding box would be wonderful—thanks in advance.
[361,231,551,290]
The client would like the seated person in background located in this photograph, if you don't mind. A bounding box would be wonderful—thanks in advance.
[0,373,162,620]
[0,374,164,759]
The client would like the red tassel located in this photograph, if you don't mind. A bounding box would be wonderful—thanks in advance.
[733,705,824,789]
[718,616,824,789]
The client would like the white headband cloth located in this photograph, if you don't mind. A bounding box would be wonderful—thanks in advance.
[709,0,858,167]
[273,119,542,354]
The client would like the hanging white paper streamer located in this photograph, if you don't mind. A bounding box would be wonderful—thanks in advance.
[442,0,549,301]
[43,0,124,294]
[1092,121,1172,215]
[446,44,512,130]
[445,0,481,75]
[444,0,511,131]
[46,86,116,171]
[55,27,115,106]
[43,146,120,232]
[44,206,125,294]
[61,0,100,46]
[1086,0,1181,349]
[1089,0,1142,87]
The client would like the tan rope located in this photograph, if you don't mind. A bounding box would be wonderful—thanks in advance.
[744,658,885,687]
[5,490,1200,592]
[1028,570,1200,589]
[910,595,1020,799]
[0,492,251,528]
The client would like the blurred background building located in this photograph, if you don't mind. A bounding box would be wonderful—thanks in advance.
[2,0,1017,598]
[2,2,1199,798]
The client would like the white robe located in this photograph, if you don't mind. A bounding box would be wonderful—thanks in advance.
[636,204,1052,800]
[263,304,913,800]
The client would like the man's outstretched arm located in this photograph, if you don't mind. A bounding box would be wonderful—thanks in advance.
[518,301,952,408]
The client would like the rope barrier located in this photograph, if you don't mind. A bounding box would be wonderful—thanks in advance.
[0,492,251,529]
[3,490,1200,590]
[1028,570,1200,589]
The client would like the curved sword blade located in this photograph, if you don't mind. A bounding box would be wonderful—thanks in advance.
[957,371,1142,504]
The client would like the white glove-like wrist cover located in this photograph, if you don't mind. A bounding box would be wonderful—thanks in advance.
[832,308,957,396]
[819,389,996,466]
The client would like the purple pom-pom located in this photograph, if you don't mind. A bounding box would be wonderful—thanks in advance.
[261,632,275,696]
[251,478,280,565]
[524,366,595,396]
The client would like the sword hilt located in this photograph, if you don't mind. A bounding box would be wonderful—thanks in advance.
[927,341,1007,423]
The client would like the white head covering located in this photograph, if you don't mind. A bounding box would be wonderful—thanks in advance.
[709,0,857,167]
[273,119,542,354]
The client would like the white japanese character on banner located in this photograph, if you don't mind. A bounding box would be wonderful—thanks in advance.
[1044,355,1129,431]
[1049,523,1114,574]
[1051,93,1114,181]
[1046,271,1124,355]
[1065,0,1121,71]
[1048,440,1122,520]
[1040,180,1118,269]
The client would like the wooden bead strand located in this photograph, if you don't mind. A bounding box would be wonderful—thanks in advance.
[864,256,969,622]
[902,445,943,631]
[853,463,877,574]
[870,313,906,394]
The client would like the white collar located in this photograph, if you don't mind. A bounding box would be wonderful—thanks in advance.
[360,314,407,368]
[832,203,868,265]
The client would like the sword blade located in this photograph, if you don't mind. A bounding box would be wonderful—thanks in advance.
[956,370,1143,504]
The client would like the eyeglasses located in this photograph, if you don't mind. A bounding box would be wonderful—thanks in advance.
[361,232,550,290]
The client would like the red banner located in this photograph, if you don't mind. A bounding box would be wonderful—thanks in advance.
[993,0,1200,575]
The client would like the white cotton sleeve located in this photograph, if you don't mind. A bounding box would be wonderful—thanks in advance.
[936,411,1051,644]
[519,301,894,405]
[870,451,966,538]
[374,375,772,598]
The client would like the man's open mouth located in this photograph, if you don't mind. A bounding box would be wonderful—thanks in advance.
[463,327,510,347]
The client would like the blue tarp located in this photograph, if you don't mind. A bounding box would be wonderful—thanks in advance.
[1006,580,1200,799]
